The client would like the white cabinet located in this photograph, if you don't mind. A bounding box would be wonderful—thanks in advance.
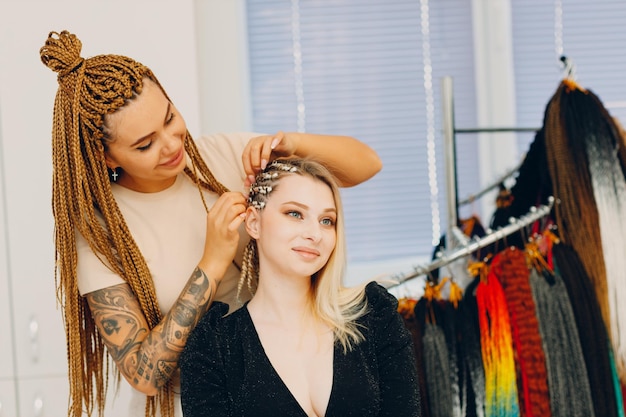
[16,377,69,417]
[0,380,17,417]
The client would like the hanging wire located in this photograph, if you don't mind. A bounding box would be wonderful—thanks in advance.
[290,0,306,132]
[420,0,442,246]
[554,0,564,63]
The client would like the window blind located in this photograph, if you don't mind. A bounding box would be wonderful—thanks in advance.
[245,0,479,268]
[511,0,626,154]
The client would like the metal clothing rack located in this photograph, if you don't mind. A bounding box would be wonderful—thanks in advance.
[382,197,555,289]
[457,160,523,206]
[441,76,541,248]
[380,77,546,289]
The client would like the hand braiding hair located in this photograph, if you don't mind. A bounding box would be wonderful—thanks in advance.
[40,30,228,417]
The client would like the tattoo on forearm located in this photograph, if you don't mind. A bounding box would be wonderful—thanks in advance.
[155,359,177,387]
[134,352,153,385]
[164,267,213,351]
[87,286,146,364]
[87,267,216,390]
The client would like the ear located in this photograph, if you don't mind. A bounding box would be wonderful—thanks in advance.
[245,206,261,239]
[104,152,118,170]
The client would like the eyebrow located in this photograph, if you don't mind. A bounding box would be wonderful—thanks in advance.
[285,201,337,214]
[130,102,172,147]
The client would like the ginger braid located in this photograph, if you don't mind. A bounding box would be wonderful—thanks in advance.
[40,30,227,417]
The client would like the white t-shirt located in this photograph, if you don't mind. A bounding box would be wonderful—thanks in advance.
[75,132,261,416]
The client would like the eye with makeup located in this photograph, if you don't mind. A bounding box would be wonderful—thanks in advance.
[136,140,153,152]
[166,111,175,124]
[285,210,303,220]
[320,216,336,227]
[285,209,336,227]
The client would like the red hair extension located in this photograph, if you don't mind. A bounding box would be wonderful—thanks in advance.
[493,248,551,417]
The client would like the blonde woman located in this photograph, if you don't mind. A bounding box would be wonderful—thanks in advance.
[39,30,382,417]
[180,159,421,417]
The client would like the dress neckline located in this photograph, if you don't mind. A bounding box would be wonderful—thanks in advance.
[242,305,336,417]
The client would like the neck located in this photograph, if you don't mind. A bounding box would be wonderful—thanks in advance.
[116,174,178,193]
[248,274,314,325]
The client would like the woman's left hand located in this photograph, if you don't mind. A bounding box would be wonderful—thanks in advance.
[242,131,299,187]
[242,130,382,188]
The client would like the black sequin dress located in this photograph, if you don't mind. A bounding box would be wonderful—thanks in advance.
[180,282,421,417]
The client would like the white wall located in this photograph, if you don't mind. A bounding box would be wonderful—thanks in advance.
[194,0,252,133]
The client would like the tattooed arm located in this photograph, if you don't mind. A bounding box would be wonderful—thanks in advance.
[86,191,247,395]
[86,266,217,396]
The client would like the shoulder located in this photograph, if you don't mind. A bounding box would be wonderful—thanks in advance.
[193,301,246,333]
[194,132,265,192]
[182,301,252,374]
[186,301,230,347]
[188,301,251,347]
[360,282,410,343]
[363,281,400,315]
[183,302,235,360]
[197,132,263,152]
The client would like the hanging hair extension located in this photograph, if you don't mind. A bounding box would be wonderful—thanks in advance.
[490,128,554,244]
[399,297,431,417]
[40,30,228,417]
[609,348,626,416]
[423,321,453,417]
[492,248,551,417]
[475,254,520,417]
[457,276,486,417]
[615,116,626,173]
[553,242,619,417]
[444,299,463,417]
[543,80,611,357]
[529,266,595,417]
[415,297,453,417]
[568,87,626,380]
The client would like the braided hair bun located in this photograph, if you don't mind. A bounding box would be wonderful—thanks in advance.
[39,30,84,76]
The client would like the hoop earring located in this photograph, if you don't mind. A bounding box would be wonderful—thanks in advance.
[108,167,120,182]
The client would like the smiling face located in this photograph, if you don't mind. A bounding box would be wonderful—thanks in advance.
[103,78,187,192]
[246,173,338,282]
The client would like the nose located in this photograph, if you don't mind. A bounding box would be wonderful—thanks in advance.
[302,219,322,242]
[161,131,181,155]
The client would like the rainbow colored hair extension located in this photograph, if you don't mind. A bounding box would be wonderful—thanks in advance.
[475,256,520,417]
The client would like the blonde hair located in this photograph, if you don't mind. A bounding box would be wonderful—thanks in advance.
[240,158,369,352]
[39,30,228,417]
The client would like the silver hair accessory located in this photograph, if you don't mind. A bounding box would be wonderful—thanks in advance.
[247,160,299,210]
[268,160,299,173]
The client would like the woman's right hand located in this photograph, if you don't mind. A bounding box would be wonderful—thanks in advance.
[199,191,247,280]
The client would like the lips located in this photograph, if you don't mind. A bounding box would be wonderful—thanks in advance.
[292,247,320,258]
[162,148,184,167]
